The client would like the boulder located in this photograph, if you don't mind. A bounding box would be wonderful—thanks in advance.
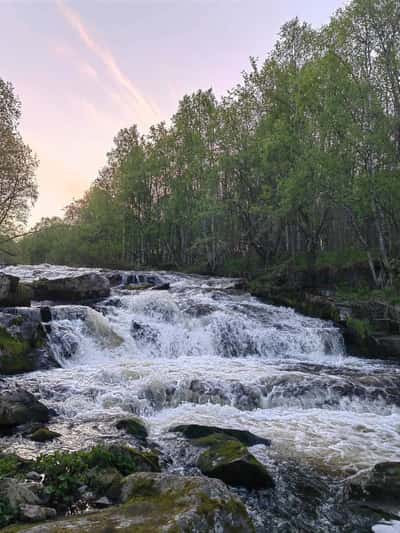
[172,424,271,447]
[31,273,110,302]
[197,438,274,490]
[29,427,61,443]
[116,417,148,442]
[1,472,254,532]
[0,390,51,429]
[349,462,400,503]
[19,504,56,522]
[87,467,123,502]
[0,478,41,510]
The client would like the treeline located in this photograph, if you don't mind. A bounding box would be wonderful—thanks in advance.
[20,0,400,287]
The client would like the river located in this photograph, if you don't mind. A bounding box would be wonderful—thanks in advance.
[1,265,400,531]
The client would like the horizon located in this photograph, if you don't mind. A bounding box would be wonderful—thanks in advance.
[1,0,345,226]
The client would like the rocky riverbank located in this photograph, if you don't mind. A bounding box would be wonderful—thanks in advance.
[250,262,400,359]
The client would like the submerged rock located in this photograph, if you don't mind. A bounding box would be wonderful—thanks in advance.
[172,423,271,447]
[116,417,148,442]
[31,273,110,303]
[0,390,51,430]
[197,437,274,490]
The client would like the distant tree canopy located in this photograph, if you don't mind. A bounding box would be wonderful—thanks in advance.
[19,0,400,287]
[0,79,38,262]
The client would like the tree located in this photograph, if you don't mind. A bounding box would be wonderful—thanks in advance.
[0,79,38,241]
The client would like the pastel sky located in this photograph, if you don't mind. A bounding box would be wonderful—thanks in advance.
[1,0,345,225]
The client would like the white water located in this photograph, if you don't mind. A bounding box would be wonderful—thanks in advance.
[2,267,400,480]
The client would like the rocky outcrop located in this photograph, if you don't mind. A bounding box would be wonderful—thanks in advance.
[349,461,400,504]
[0,309,55,375]
[172,424,271,446]
[0,390,51,430]
[0,274,33,307]
[30,273,110,303]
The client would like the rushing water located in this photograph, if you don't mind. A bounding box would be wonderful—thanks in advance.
[1,265,400,531]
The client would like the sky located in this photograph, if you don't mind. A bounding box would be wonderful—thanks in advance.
[1,0,345,226]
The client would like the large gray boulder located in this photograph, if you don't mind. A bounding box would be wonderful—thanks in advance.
[0,389,51,429]
[31,273,110,302]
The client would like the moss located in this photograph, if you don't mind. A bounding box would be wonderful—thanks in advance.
[116,418,147,441]
[346,317,371,340]
[0,327,33,375]
[29,427,61,442]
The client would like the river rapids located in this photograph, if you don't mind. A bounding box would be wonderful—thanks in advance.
[1,265,400,532]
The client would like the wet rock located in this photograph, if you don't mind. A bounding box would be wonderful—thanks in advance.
[172,423,271,447]
[0,310,55,375]
[0,390,51,429]
[116,417,148,442]
[151,282,170,291]
[131,320,159,344]
[87,467,123,502]
[20,504,57,522]
[31,273,110,303]
[197,438,274,490]
[29,427,61,442]
[349,462,400,504]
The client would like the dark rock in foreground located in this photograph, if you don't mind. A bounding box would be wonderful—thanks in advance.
[349,461,400,504]
[0,273,33,307]
[0,390,51,430]
[172,423,271,447]
[197,437,274,490]
[31,273,110,302]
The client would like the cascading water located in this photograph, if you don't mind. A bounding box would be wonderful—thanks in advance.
[1,266,400,531]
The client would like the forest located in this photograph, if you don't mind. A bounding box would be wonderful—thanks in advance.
[11,0,400,288]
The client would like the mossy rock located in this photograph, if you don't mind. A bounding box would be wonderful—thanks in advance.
[126,284,152,291]
[172,424,270,447]
[87,466,123,501]
[197,438,274,490]
[29,428,61,443]
[0,327,33,375]
[2,472,254,532]
[116,418,148,442]
[349,462,400,503]
[0,390,50,429]
[0,454,32,480]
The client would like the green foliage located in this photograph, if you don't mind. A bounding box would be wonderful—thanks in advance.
[0,454,29,480]
[346,318,372,340]
[17,0,400,288]
[35,445,159,507]
[0,497,16,529]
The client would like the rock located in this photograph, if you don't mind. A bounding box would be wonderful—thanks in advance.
[29,427,61,442]
[0,478,41,510]
[197,438,274,490]
[172,424,271,447]
[0,310,55,375]
[87,467,123,502]
[26,472,42,482]
[131,320,159,344]
[349,462,400,504]
[0,390,51,429]
[0,274,33,307]
[151,282,170,291]
[93,496,112,508]
[116,417,148,442]
[31,273,110,303]
[2,472,253,532]
[19,504,57,522]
